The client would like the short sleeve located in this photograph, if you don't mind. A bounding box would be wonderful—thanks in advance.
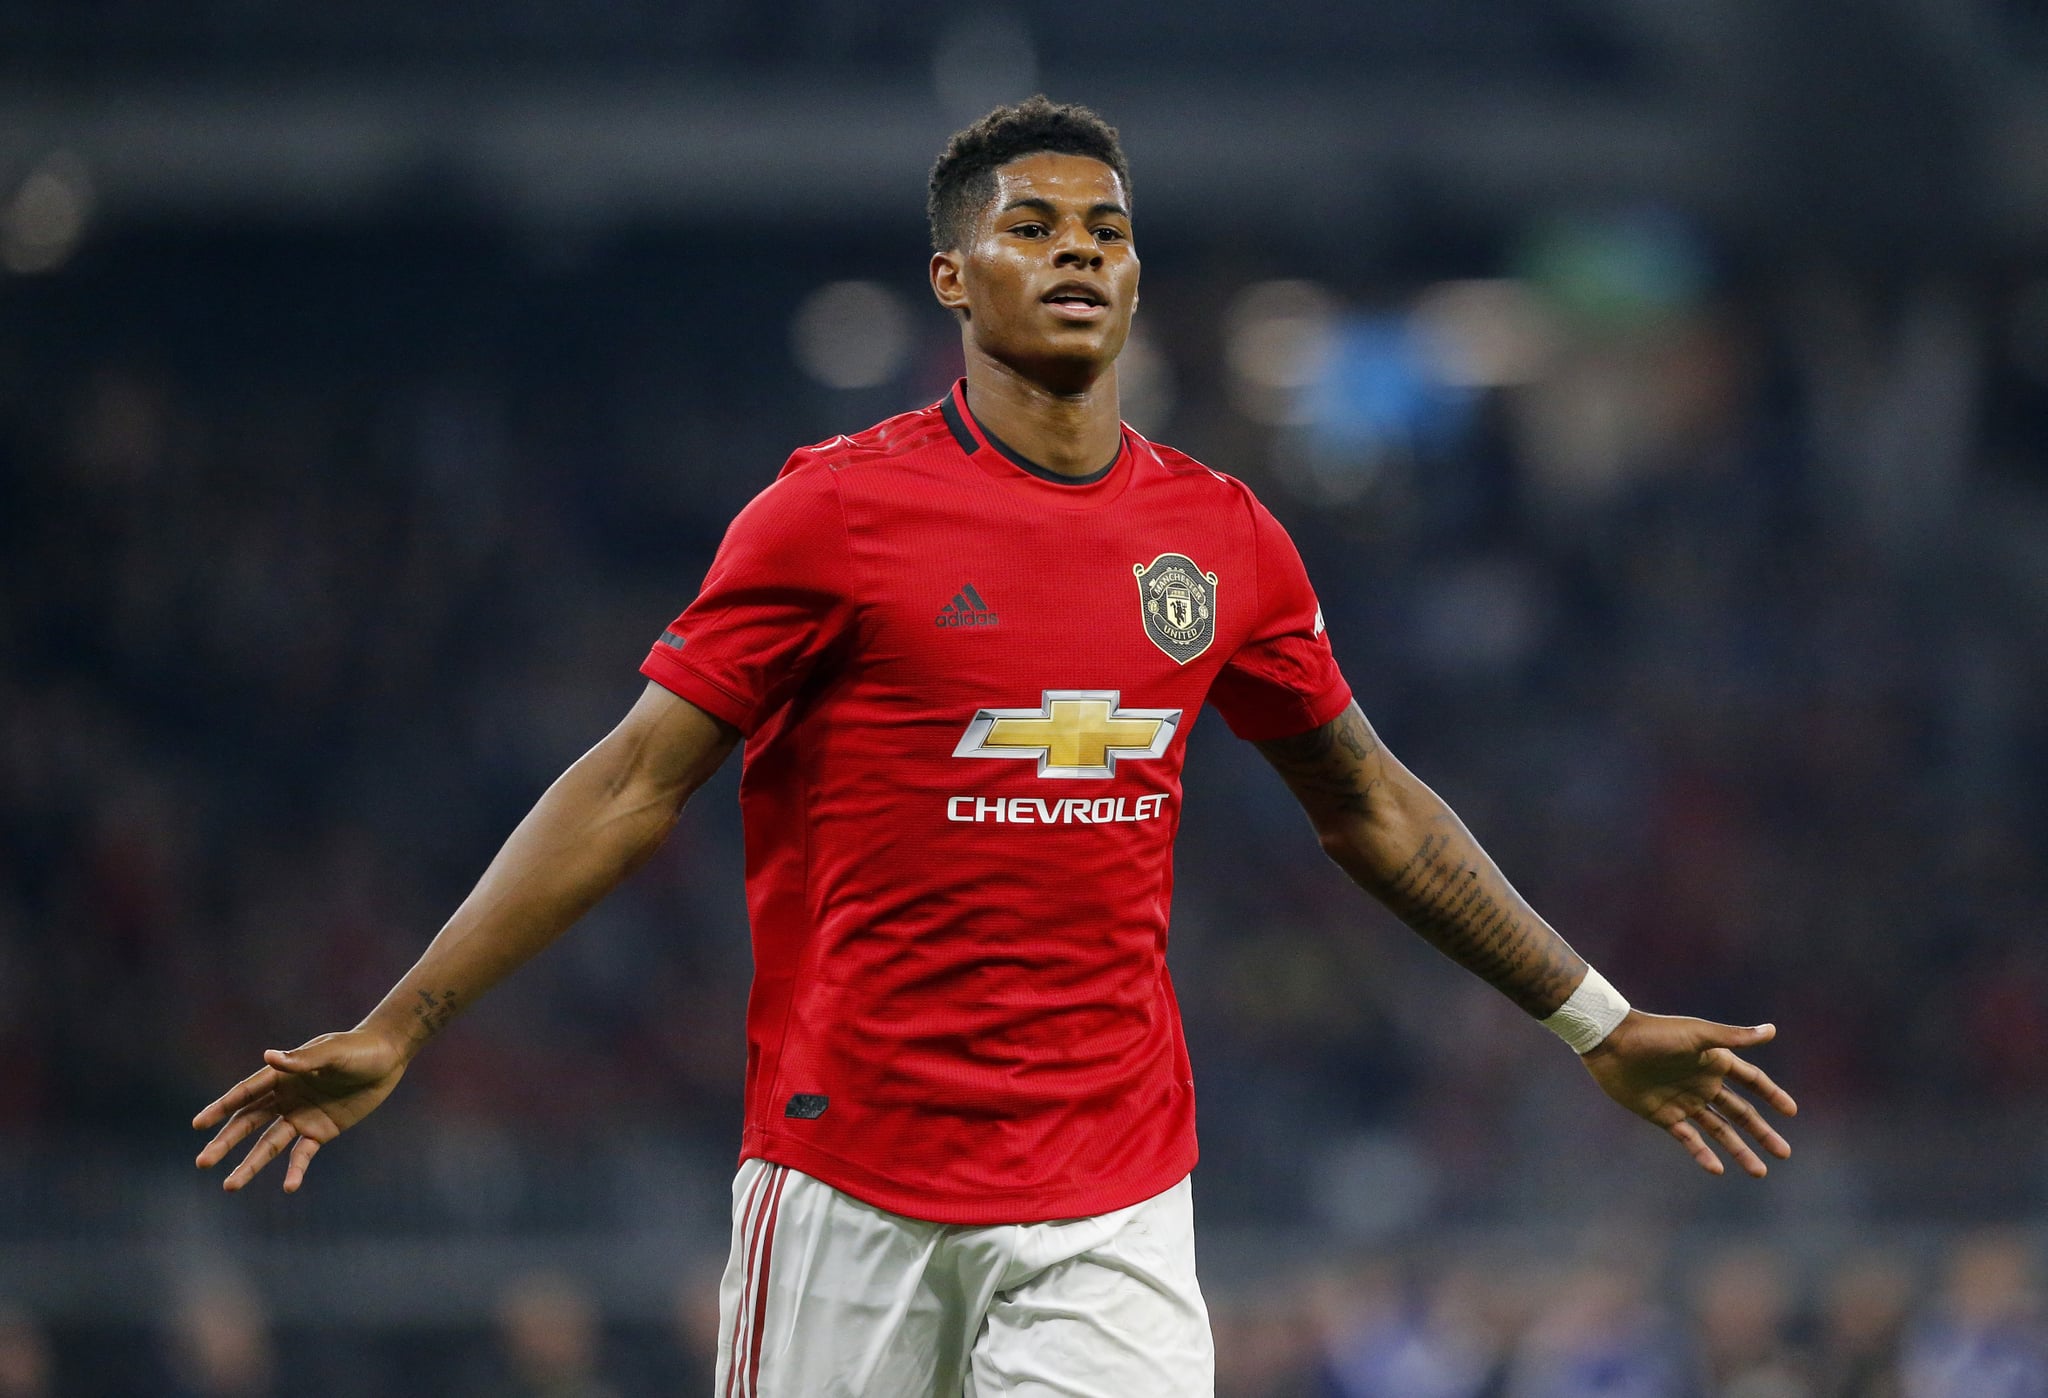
[1206,493,1353,742]
[640,463,856,734]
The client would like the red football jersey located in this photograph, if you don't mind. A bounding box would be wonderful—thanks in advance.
[641,381,1351,1224]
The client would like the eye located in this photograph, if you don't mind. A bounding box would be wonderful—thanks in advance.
[1010,222,1048,238]
[1094,227,1126,242]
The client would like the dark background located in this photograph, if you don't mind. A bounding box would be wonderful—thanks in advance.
[3,1,2048,1393]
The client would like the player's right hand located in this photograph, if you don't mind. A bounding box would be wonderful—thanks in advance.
[192,1028,409,1193]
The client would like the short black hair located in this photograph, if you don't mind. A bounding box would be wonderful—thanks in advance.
[927,95,1131,252]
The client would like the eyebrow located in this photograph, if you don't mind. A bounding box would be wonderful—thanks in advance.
[999,197,1132,221]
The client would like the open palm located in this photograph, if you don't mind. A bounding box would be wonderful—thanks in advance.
[1581,1012,1798,1177]
[193,1029,410,1193]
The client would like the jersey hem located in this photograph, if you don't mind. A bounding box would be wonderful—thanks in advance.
[740,1127,1200,1226]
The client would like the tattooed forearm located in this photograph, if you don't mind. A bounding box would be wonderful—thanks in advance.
[1254,703,1383,818]
[411,987,460,1039]
[1372,824,1585,1017]
[1256,702,1586,1017]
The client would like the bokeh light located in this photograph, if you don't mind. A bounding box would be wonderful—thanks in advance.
[2,152,91,276]
[1224,279,1339,425]
[790,280,912,390]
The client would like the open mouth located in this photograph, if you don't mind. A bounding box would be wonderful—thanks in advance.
[1043,285,1109,319]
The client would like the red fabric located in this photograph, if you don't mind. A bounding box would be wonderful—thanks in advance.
[642,382,1352,1223]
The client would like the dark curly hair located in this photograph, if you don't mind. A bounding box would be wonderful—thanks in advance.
[927,95,1131,252]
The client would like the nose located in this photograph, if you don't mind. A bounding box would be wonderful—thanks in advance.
[1051,219,1102,269]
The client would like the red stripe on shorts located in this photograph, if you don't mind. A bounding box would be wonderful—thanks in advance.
[725,1164,772,1398]
[746,1166,791,1396]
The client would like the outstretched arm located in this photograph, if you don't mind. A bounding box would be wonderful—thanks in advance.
[1256,701,1796,1177]
[194,681,739,1192]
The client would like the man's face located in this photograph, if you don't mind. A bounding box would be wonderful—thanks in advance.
[931,152,1139,389]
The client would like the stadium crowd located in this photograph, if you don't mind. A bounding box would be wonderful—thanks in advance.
[4,220,2047,1393]
[1,1231,2046,1394]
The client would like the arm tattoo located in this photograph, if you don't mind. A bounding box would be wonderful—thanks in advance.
[1256,703,1585,1017]
[411,987,460,1038]
[1374,825,1584,1017]
[1254,704,1382,817]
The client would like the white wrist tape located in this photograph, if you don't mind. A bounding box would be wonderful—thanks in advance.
[1542,967,1631,1054]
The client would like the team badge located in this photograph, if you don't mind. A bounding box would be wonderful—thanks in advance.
[1133,553,1218,664]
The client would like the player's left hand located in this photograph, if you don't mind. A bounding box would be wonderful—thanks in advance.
[1580,1012,1797,1178]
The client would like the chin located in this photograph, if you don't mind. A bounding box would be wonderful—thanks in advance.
[987,333,1126,387]
[1027,351,1119,392]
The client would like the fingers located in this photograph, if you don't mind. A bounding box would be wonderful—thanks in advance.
[1714,1086,1792,1160]
[195,1101,274,1169]
[222,1116,299,1192]
[1724,1055,1798,1117]
[192,1065,282,1131]
[195,1039,340,1132]
[265,1044,330,1074]
[1668,1095,1783,1179]
[1692,1020,1775,1050]
[283,1135,322,1193]
[1695,1015,1798,1122]
[1693,1104,1769,1178]
[1665,1118,1723,1176]
[199,1103,334,1191]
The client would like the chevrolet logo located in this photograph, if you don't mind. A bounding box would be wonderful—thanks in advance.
[953,690,1183,779]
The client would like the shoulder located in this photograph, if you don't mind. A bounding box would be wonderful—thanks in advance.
[778,400,956,481]
[720,446,854,558]
[1130,431,1310,595]
[1129,429,1268,526]
[1131,430,1222,481]
[728,401,960,557]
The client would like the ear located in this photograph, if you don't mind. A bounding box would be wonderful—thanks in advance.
[930,250,969,318]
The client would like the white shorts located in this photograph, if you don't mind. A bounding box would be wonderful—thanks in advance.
[713,1159,1214,1398]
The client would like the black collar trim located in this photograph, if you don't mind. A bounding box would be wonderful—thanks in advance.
[939,391,978,455]
[938,386,1121,486]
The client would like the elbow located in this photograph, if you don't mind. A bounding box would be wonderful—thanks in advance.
[1314,824,1353,865]
[1314,803,1417,888]
[1314,819,1377,882]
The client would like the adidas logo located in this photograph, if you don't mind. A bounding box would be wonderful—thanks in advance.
[935,583,999,629]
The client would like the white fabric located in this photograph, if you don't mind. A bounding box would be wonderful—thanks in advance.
[1540,966,1631,1054]
[714,1160,1213,1398]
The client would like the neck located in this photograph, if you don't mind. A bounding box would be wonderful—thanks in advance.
[960,349,1122,478]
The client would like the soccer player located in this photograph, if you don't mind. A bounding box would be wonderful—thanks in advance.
[193,97,1797,1396]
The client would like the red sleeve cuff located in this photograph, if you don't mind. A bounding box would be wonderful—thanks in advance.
[1217,673,1354,744]
[640,645,755,733]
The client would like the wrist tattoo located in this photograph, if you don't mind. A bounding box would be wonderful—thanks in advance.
[412,987,460,1037]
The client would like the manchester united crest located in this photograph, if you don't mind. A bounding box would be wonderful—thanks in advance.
[1133,553,1219,664]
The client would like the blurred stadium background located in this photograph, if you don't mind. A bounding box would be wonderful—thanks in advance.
[5,0,2048,1393]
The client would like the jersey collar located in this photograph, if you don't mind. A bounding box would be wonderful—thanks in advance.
[938,380,1134,502]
